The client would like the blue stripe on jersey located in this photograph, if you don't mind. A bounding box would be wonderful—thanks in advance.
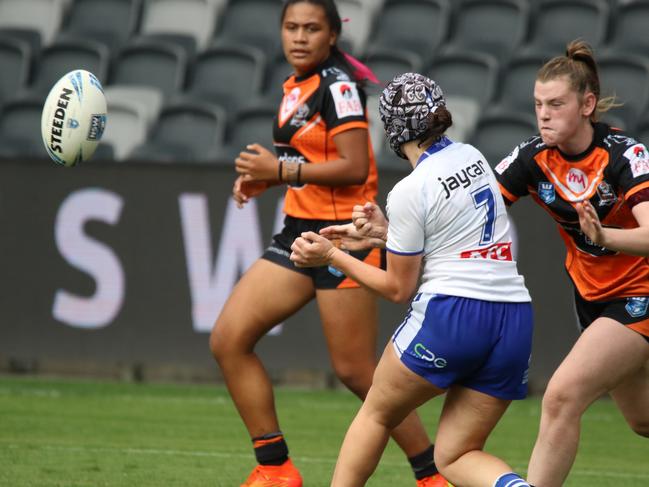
[386,247,424,256]
[416,136,453,166]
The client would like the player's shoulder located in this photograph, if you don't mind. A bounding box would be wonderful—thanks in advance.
[493,134,544,175]
[602,125,649,175]
[319,64,353,87]
[601,124,644,153]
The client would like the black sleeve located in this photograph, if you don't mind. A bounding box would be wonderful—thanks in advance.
[321,78,368,131]
[493,141,535,203]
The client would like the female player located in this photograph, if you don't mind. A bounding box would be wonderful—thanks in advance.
[290,72,534,487]
[494,40,649,486]
[209,2,446,486]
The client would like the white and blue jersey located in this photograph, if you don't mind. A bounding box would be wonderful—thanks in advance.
[388,137,533,399]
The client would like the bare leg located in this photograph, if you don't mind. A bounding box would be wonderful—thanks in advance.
[527,318,649,487]
[609,358,649,437]
[317,289,432,457]
[210,259,314,437]
[331,344,443,486]
[434,387,513,486]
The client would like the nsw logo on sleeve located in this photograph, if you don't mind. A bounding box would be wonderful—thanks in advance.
[624,143,649,178]
[538,181,555,204]
[330,81,363,118]
[626,297,649,318]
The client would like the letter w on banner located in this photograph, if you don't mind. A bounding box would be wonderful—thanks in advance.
[179,194,285,334]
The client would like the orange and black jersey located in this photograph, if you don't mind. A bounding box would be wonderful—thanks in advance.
[495,122,649,301]
[273,57,378,220]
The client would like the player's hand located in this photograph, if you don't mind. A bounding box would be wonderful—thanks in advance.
[232,175,268,208]
[320,223,386,250]
[352,202,388,241]
[235,144,279,182]
[290,231,338,267]
[576,200,607,246]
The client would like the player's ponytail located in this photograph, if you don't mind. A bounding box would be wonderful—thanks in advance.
[537,39,618,121]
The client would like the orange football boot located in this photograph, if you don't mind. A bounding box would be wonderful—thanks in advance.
[416,473,454,487]
[240,458,303,487]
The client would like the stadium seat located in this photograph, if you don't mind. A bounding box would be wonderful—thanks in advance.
[212,0,283,59]
[57,0,142,51]
[0,0,65,47]
[468,108,538,168]
[598,54,649,133]
[637,117,649,144]
[110,40,187,98]
[364,48,424,93]
[445,95,480,143]
[336,0,376,57]
[139,0,217,56]
[0,37,30,105]
[492,53,548,116]
[129,101,227,163]
[100,98,149,160]
[185,45,266,112]
[356,0,386,17]
[104,85,163,130]
[600,113,628,132]
[260,53,293,105]
[441,0,529,61]
[92,142,116,161]
[28,39,110,96]
[425,51,499,108]
[366,94,385,158]
[0,97,49,159]
[218,103,276,162]
[521,0,610,55]
[375,144,410,172]
[367,0,450,64]
[605,0,649,59]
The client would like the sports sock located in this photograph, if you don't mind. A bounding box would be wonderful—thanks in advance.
[252,431,289,466]
[493,472,532,487]
[408,445,438,480]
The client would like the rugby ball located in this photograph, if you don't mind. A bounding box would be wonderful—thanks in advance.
[41,69,107,167]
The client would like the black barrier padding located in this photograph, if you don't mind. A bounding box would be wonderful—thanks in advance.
[0,160,575,390]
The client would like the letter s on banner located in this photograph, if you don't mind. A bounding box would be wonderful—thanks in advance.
[52,188,125,329]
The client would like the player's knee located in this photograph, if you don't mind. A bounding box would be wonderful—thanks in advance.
[432,442,463,474]
[332,361,374,398]
[209,324,225,362]
[627,418,649,438]
[541,382,584,419]
[209,316,240,363]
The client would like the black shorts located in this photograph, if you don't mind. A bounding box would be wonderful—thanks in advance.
[574,289,649,342]
[262,215,385,289]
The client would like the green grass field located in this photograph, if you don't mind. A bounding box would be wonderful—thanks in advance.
[1,376,647,486]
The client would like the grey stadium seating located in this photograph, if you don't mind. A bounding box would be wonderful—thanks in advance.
[129,101,226,163]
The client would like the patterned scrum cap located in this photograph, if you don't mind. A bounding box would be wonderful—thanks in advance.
[379,72,446,159]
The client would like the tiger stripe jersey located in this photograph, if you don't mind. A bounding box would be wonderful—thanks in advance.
[495,122,649,301]
[273,57,378,220]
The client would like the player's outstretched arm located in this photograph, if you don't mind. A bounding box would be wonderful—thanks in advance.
[232,175,269,208]
[577,200,649,256]
[235,143,281,182]
[290,231,421,304]
[319,223,386,251]
[352,202,388,241]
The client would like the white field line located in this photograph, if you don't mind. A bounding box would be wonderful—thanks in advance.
[2,444,649,480]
